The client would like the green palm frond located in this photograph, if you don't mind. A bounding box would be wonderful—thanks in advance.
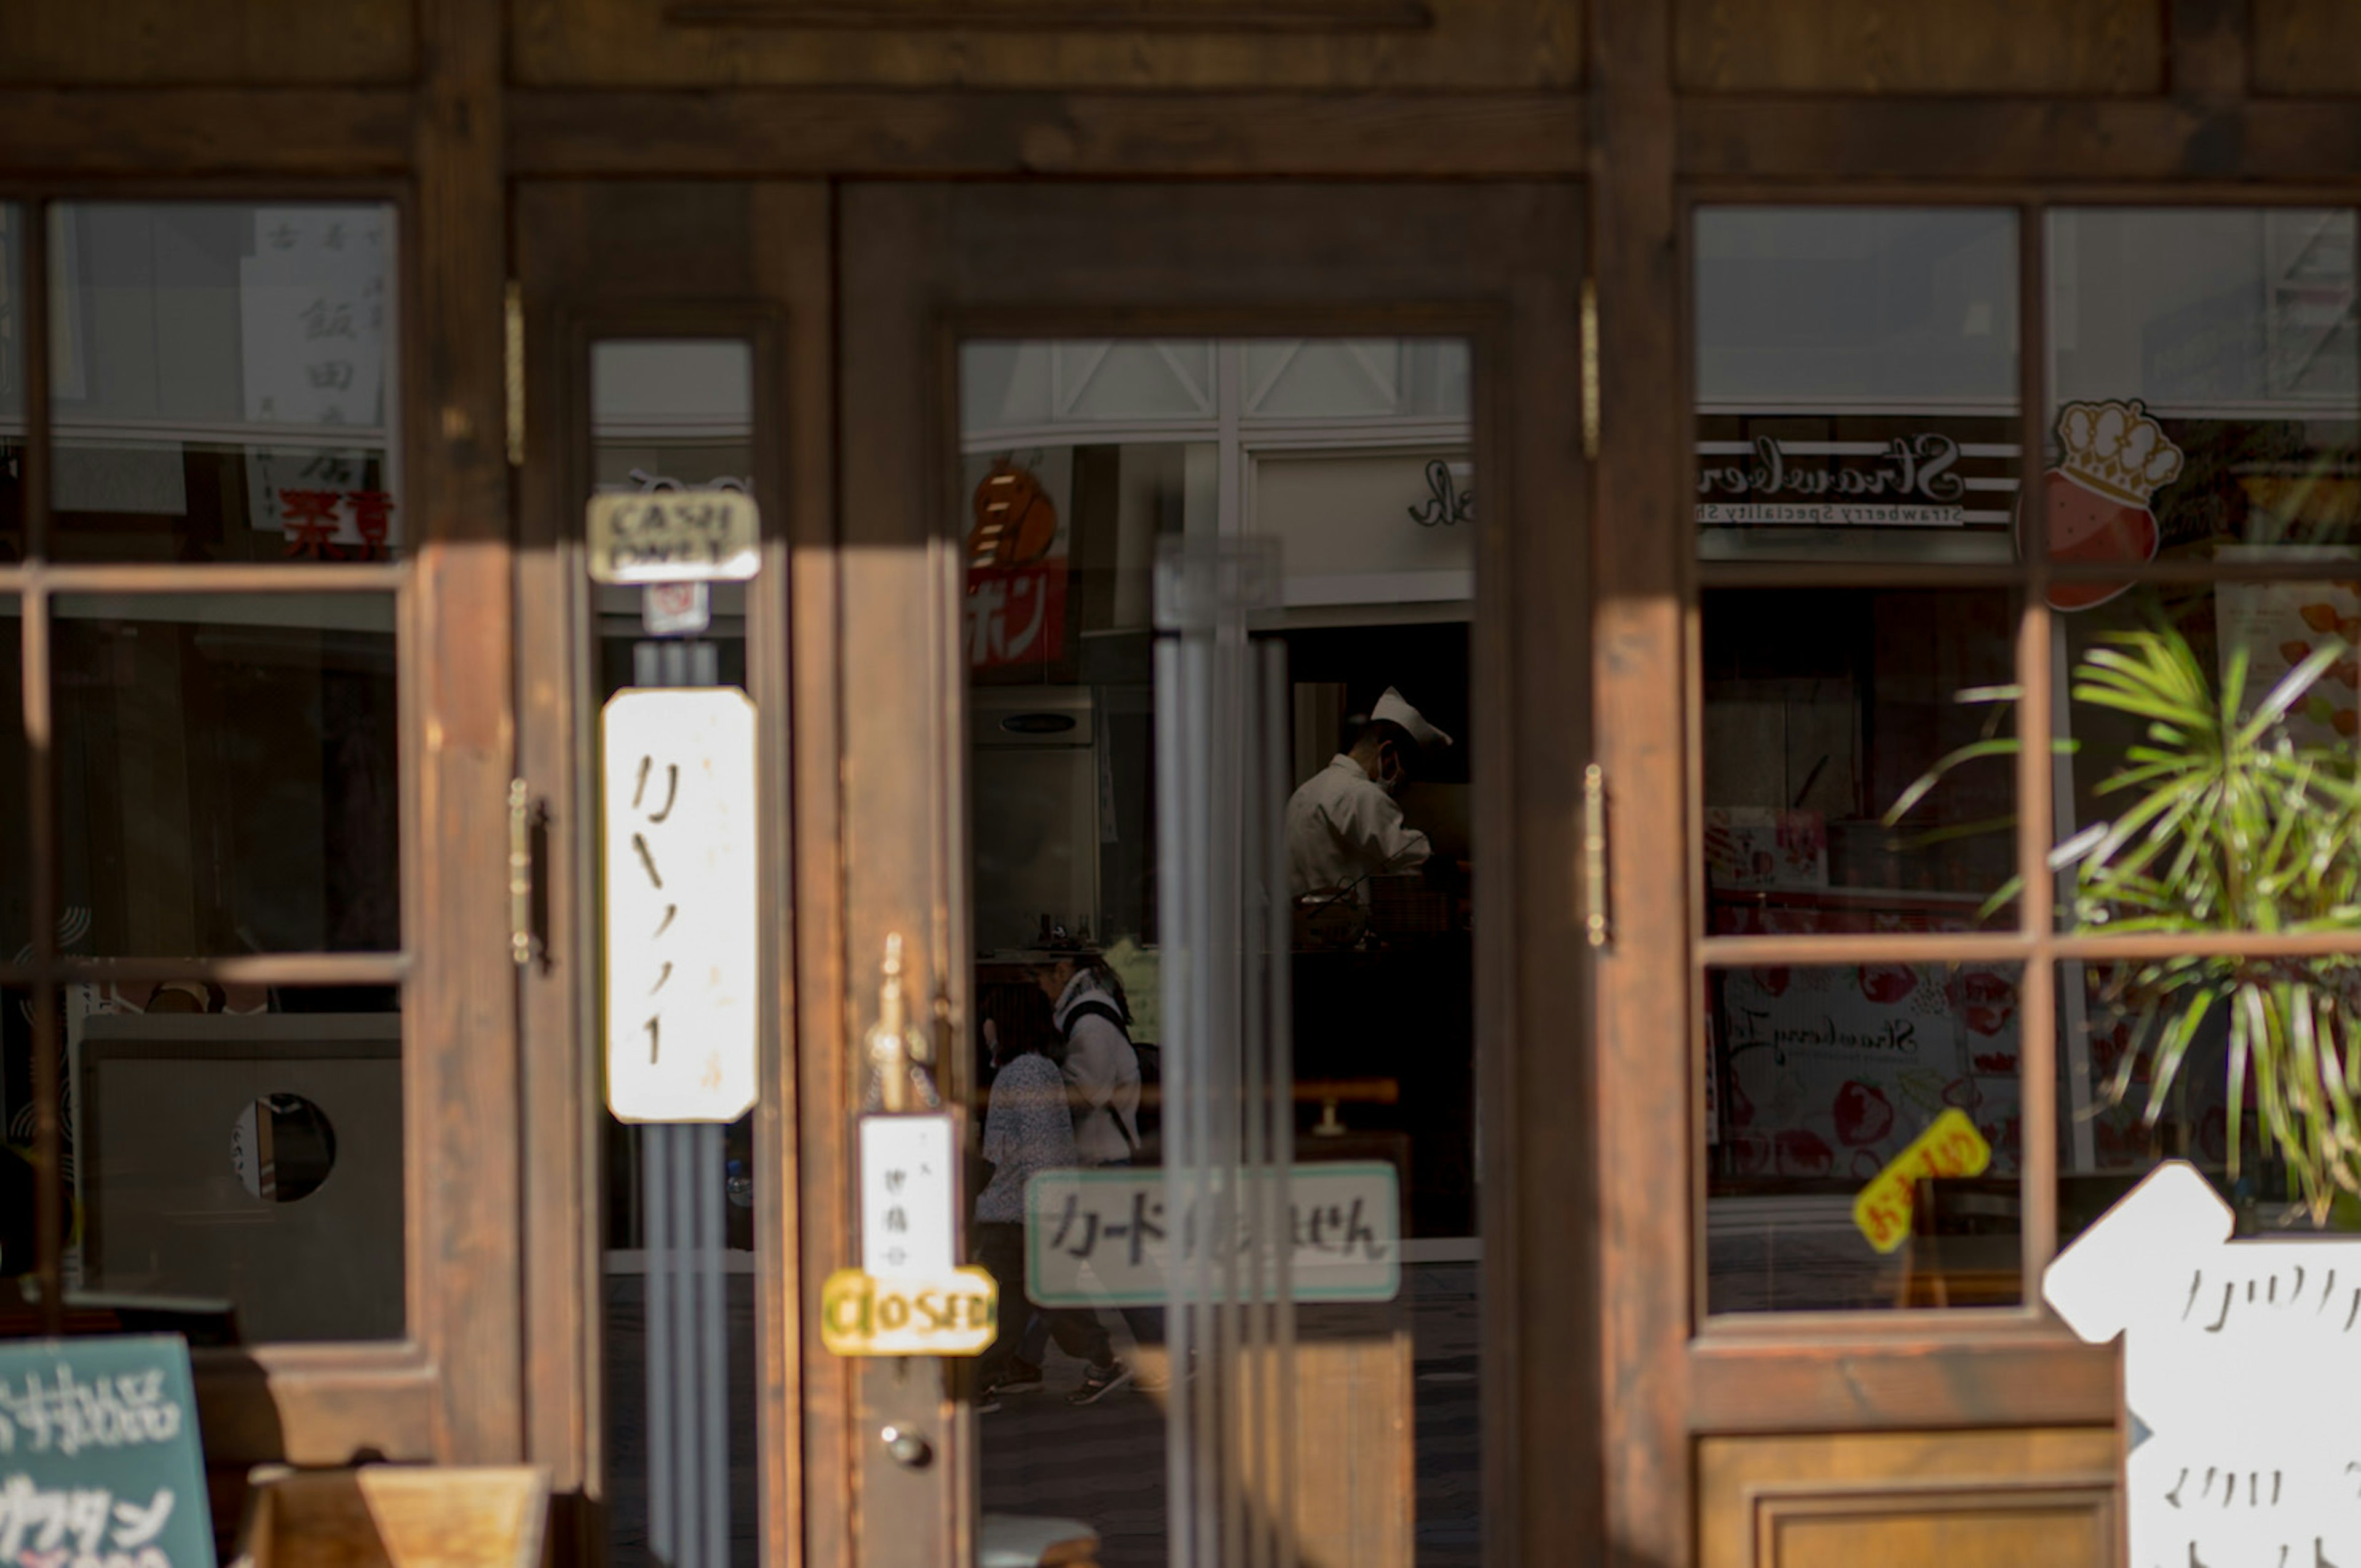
[1888,616,2361,1224]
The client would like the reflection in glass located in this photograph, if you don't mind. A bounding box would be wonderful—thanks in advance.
[1707,964,2025,1313]
[69,986,401,1342]
[1703,588,2019,916]
[2046,209,2360,571]
[0,207,21,558]
[963,340,1480,1567]
[50,204,400,563]
[54,594,400,957]
[1695,208,2020,564]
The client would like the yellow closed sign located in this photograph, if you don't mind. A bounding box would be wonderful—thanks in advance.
[820,1266,999,1357]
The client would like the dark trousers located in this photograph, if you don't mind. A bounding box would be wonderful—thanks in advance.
[973,1220,1110,1378]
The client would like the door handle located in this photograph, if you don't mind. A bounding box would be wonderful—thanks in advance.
[1583,763,1610,950]
[509,778,536,967]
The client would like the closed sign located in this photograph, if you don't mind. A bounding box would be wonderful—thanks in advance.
[820,1267,999,1357]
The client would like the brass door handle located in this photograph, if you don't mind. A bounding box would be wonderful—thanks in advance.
[509,778,534,967]
[1583,763,1610,949]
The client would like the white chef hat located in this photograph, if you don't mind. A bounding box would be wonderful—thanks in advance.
[1372,686,1453,751]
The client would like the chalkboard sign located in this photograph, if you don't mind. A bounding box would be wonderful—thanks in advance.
[0,1335,215,1568]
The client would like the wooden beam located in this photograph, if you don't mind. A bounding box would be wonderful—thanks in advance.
[508,89,1587,176]
[1588,2,1691,1567]
[413,0,523,1465]
[0,90,411,176]
[1681,97,2361,184]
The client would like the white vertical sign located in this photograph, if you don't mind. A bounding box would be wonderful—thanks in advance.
[859,1115,956,1278]
[602,689,759,1122]
[2046,1161,2361,1566]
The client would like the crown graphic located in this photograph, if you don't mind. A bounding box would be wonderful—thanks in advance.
[2055,398,2184,509]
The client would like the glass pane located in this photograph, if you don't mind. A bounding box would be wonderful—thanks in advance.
[2060,955,2361,1243]
[963,339,1479,1566]
[2052,577,2359,930]
[50,204,401,563]
[590,341,758,1568]
[54,593,400,956]
[1702,587,2019,920]
[1707,963,2026,1313]
[1695,208,2021,564]
[2046,209,2361,574]
[68,984,401,1342]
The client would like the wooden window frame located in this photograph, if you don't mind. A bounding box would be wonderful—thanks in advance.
[0,176,470,1472]
[1672,184,2361,1390]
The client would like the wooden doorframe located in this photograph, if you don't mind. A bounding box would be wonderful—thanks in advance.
[833,178,1593,1566]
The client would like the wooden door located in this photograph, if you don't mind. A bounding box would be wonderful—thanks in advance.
[833,181,1592,1568]
[513,180,836,1568]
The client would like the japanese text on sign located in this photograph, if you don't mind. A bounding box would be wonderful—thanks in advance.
[858,1115,956,1278]
[2047,1162,2361,1567]
[1024,1163,1401,1307]
[601,689,759,1123]
[585,492,761,585]
[1851,1107,1991,1254]
[0,1338,213,1568]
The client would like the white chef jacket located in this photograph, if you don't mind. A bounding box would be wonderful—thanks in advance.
[1285,753,1433,899]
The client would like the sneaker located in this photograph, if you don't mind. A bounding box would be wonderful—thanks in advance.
[995,1360,1045,1395]
[975,1392,1003,1415]
[1066,1358,1135,1406]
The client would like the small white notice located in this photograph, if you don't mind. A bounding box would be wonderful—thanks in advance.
[601,688,759,1122]
[2045,1160,2361,1567]
[860,1114,957,1278]
[1026,1162,1400,1307]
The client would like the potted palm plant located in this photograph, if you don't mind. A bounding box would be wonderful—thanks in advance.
[1888,620,2361,1223]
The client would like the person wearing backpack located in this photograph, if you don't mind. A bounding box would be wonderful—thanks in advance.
[1034,949,1165,1402]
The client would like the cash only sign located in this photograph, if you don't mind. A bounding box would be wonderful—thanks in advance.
[593,487,762,1125]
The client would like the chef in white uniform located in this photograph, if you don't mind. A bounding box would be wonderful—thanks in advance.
[1286,686,1453,900]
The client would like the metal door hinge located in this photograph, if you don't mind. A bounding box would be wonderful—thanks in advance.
[504,281,524,469]
[1583,762,1610,949]
[509,778,536,966]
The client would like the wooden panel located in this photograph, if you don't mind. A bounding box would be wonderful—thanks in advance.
[2253,0,2361,94]
[2,0,414,84]
[1700,1430,2118,1568]
[1688,1334,2120,1434]
[510,0,1580,89]
[1674,0,2161,93]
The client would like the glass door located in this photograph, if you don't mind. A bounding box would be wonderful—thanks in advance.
[835,183,1592,1568]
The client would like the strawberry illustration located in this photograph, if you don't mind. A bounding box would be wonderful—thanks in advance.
[1959,970,2017,1037]
[1773,1128,1833,1177]
[1832,1080,1896,1147]
[1858,964,1916,1006]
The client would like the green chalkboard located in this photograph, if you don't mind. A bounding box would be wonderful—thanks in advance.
[0,1335,215,1568]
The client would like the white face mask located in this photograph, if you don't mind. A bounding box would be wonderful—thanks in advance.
[1374,752,1404,796]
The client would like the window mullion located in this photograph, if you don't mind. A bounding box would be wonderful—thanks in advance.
[21,200,61,1332]
[2015,200,2061,1296]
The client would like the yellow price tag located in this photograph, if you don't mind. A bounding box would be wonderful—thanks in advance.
[820,1266,999,1357]
[1852,1108,1993,1254]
